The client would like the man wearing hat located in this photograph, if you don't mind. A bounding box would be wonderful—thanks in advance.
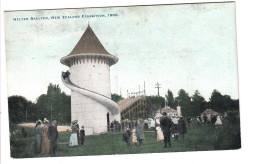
[160,112,174,148]
[48,120,59,156]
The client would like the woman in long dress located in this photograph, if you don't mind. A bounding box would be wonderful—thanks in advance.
[156,127,164,142]
[40,119,51,154]
[35,120,42,154]
[69,121,79,146]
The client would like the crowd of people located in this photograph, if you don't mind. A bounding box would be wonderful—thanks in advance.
[196,115,223,125]
[122,120,144,147]
[35,118,58,156]
[33,113,223,155]
[122,112,187,148]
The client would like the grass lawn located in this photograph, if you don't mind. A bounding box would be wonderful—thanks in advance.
[10,119,241,158]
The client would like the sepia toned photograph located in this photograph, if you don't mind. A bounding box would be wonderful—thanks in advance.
[4,2,240,158]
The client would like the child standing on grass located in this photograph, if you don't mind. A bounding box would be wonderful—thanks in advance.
[132,129,137,146]
[80,126,85,145]
[156,127,164,142]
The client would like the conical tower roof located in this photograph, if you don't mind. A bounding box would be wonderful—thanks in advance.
[69,25,109,55]
[61,24,118,67]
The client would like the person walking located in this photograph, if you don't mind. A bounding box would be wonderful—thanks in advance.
[35,120,42,154]
[160,112,173,148]
[136,120,145,146]
[48,120,59,156]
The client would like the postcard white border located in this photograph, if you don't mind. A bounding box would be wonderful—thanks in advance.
[1,0,260,164]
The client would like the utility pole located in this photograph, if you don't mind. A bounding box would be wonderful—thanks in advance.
[155,82,161,96]
[138,85,140,96]
[144,81,146,96]
[50,89,53,123]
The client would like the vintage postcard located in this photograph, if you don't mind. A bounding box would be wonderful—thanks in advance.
[4,2,240,158]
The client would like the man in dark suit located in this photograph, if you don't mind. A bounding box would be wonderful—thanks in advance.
[160,112,174,148]
[48,120,59,156]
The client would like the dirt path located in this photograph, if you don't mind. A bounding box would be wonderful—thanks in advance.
[17,123,71,132]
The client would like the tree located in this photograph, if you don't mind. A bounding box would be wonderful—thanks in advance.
[191,90,206,116]
[111,93,124,103]
[209,89,223,113]
[36,83,71,124]
[165,89,175,109]
[8,96,35,123]
[175,89,191,117]
[146,96,165,117]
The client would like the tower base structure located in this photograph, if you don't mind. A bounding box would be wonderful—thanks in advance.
[71,92,120,135]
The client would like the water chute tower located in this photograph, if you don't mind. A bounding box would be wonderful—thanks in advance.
[61,24,120,135]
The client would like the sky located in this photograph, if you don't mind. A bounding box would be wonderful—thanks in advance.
[4,2,239,102]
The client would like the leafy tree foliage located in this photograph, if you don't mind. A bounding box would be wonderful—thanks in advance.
[111,93,124,103]
[209,89,223,112]
[175,89,192,117]
[8,83,71,124]
[8,96,35,123]
[191,90,206,116]
[165,89,176,109]
[209,89,239,114]
[146,96,165,118]
[35,83,71,124]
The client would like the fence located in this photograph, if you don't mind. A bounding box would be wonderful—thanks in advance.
[107,120,151,133]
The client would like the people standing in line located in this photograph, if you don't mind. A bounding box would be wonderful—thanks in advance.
[136,120,145,146]
[35,120,42,154]
[69,120,79,146]
[122,128,131,147]
[178,116,187,140]
[160,112,174,148]
[80,126,85,145]
[48,120,59,156]
[40,118,51,154]
[132,129,137,146]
